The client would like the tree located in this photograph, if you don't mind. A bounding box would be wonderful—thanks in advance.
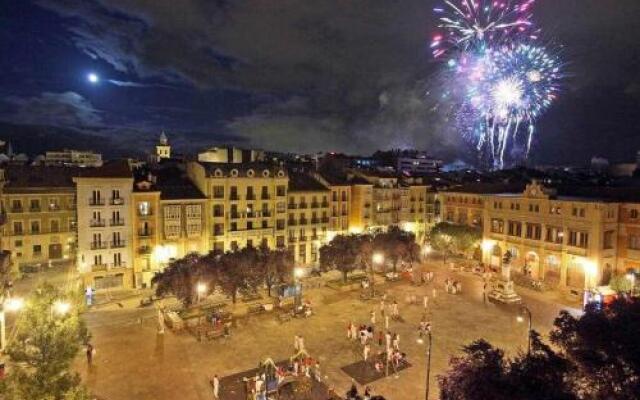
[210,248,263,304]
[438,335,576,400]
[430,222,481,259]
[1,283,90,400]
[372,227,420,274]
[551,299,640,399]
[608,272,633,294]
[152,253,209,307]
[319,235,361,283]
[0,250,15,300]
[258,244,294,297]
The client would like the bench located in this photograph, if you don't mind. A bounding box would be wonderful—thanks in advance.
[278,312,292,323]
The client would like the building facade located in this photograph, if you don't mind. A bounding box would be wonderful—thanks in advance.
[45,149,103,167]
[74,161,135,290]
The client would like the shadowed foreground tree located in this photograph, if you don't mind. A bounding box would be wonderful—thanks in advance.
[0,283,90,400]
[208,247,263,304]
[373,226,420,274]
[439,335,576,400]
[551,299,640,399]
[430,222,481,259]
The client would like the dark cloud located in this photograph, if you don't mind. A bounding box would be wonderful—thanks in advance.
[1,91,103,127]
[25,0,640,162]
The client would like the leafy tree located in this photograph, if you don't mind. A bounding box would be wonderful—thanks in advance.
[210,248,263,304]
[551,299,640,399]
[319,234,362,283]
[608,272,633,293]
[0,250,15,299]
[430,222,481,259]
[439,335,576,400]
[258,244,294,297]
[372,227,420,273]
[152,252,209,306]
[1,283,90,400]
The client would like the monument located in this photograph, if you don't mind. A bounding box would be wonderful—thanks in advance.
[488,250,522,304]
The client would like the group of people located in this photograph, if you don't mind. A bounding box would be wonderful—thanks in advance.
[444,278,462,295]
[346,380,384,400]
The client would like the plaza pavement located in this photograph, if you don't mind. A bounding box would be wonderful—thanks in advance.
[74,260,580,400]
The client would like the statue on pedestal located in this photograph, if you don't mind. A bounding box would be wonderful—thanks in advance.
[488,250,522,304]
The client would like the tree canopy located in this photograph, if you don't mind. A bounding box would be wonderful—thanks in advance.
[430,222,481,258]
[1,283,91,400]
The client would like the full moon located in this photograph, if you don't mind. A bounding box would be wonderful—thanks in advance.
[87,73,99,84]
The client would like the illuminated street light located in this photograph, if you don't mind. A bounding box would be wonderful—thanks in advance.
[481,240,494,253]
[53,300,71,315]
[1,297,24,351]
[372,253,385,265]
[196,282,207,295]
[5,297,24,312]
[294,267,305,278]
[422,245,432,257]
[416,328,433,400]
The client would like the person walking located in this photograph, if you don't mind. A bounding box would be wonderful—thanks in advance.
[363,343,371,362]
[347,321,354,340]
[384,314,389,330]
[212,374,220,399]
[391,301,399,318]
[298,335,305,351]
[392,333,400,351]
[86,343,94,366]
[351,322,358,341]
[379,299,385,316]
[294,335,300,351]
[378,330,384,347]
[385,331,392,350]
[423,294,429,310]
[432,287,437,300]
[370,309,376,325]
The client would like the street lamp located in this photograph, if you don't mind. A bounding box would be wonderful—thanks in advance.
[416,329,433,400]
[422,245,432,259]
[371,253,384,297]
[196,282,207,303]
[53,300,71,316]
[581,259,597,307]
[516,305,533,354]
[1,297,23,351]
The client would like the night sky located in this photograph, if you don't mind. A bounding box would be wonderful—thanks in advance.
[1,1,639,164]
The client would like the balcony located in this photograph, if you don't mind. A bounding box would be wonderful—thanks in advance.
[92,264,108,272]
[299,219,308,225]
[90,219,106,228]
[229,194,240,201]
[10,206,23,213]
[311,235,319,241]
[139,246,152,255]
[299,203,308,209]
[227,227,274,238]
[110,198,125,206]
[89,199,105,206]
[110,262,128,269]
[111,240,126,248]
[110,219,125,226]
[288,203,297,209]
[213,212,224,218]
[288,237,297,243]
[261,194,270,200]
[287,220,297,226]
[138,229,153,237]
[246,194,256,200]
[90,241,108,250]
[311,218,319,224]
[138,211,153,218]
[29,206,41,213]
[230,213,241,220]
[311,202,320,208]
[48,204,61,212]
[299,236,307,242]
[321,202,329,207]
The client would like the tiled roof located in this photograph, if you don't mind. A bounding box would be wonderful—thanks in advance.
[288,172,329,192]
[4,165,77,191]
[439,183,527,195]
[200,162,287,178]
[155,167,206,200]
[74,160,132,178]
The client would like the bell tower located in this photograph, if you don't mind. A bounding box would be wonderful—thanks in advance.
[156,131,171,162]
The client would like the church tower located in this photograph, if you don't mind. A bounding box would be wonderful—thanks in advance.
[155,131,171,162]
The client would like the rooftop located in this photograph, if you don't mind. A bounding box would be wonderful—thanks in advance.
[4,165,78,192]
[74,160,132,179]
[288,172,329,192]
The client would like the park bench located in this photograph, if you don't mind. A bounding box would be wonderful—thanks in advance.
[278,311,292,323]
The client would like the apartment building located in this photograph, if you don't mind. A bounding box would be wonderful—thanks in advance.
[482,182,620,292]
[45,149,103,167]
[187,161,288,253]
[286,172,330,266]
[313,172,351,237]
[1,166,77,269]
[74,161,135,290]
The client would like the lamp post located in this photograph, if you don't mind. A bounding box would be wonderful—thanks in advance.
[581,259,597,308]
[372,253,384,297]
[516,305,533,354]
[1,297,23,351]
[196,282,207,304]
[417,329,433,400]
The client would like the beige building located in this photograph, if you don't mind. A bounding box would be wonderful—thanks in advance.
[45,149,103,167]
[313,172,352,237]
[286,172,330,266]
[187,162,288,253]
[1,166,77,270]
[481,182,620,292]
[74,161,135,290]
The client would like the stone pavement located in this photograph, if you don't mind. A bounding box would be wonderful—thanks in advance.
[75,261,576,400]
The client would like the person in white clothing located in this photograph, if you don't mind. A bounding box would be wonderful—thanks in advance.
[423,295,429,310]
[298,335,305,351]
[212,374,220,399]
[363,343,371,362]
[294,335,300,351]
[370,310,376,325]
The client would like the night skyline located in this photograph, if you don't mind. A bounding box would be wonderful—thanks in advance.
[1,0,639,164]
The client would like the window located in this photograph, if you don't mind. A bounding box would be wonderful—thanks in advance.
[261,220,268,229]
[13,221,22,235]
[261,186,269,199]
[30,199,41,211]
[631,209,639,219]
[525,223,542,240]
[50,220,60,233]
[230,186,238,200]
[163,205,180,219]
[603,230,614,249]
[11,200,22,212]
[579,208,585,217]
[213,186,224,199]
[113,252,122,266]
[507,221,522,237]
[213,204,224,217]
[231,241,238,251]
[246,186,255,200]
[629,235,640,250]
[213,223,224,236]
[93,255,103,266]
[276,236,285,248]
[33,245,42,256]
[491,219,504,233]
[569,231,589,248]
[230,222,237,231]
[247,239,253,248]
[138,201,151,216]
[545,227,563,244]
[14,240,22,247]
[31,221,40,234]
[185,205,201,219]
[277,185,286,197]
[299,244,306,260]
